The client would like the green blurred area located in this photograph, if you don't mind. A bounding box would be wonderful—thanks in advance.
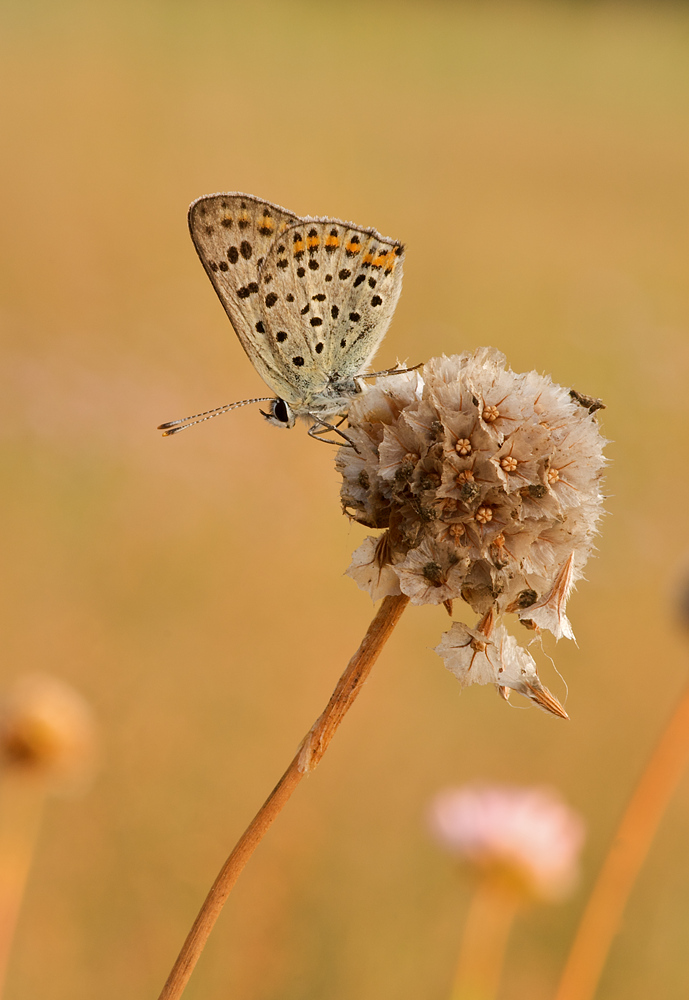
[1,1,689,997]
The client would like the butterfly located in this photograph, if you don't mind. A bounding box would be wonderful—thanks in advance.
[158,192,406,440]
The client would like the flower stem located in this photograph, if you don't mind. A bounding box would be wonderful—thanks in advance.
[554,677,689,1000]
[0,774,46,999]
[157,593,409,1000]
[450,878,519,1000]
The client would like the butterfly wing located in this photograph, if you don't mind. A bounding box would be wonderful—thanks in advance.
[256,218,405,410]
[188,192,300,394]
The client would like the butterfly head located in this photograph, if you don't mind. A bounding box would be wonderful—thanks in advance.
[260,398,296,429]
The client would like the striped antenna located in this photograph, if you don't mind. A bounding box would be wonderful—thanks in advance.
[158,397,274,436]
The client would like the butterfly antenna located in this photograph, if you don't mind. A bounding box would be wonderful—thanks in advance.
[158,397,274,436]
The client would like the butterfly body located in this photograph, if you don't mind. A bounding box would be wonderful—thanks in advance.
[187,192,405,429]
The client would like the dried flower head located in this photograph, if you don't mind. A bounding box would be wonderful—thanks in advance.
[338,349,607,715]
[0,675,97,793]
[428,784,585,902]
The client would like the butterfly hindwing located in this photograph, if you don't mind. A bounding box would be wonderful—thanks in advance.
[257,218,405,409]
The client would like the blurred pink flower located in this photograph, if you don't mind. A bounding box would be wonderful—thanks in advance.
[429,784,585,902]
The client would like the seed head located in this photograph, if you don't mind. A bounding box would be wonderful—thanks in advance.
[338,349,607,715]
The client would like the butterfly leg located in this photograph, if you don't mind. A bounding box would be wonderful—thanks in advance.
[354,361,424,391]
[307,417,360,452]
[356,361,424,378]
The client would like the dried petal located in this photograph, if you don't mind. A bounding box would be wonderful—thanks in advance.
[395,536,469,606]
[435,621,567,718]
[346,535,402,602]
[519,552,576,641]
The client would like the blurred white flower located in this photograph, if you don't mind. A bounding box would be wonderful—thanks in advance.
[429,784,585,902]
[0,674,97,794]
[338,349,607,715]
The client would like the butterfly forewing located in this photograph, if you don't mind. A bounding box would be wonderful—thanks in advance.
[188,193,299,393]
[257,219,405,409]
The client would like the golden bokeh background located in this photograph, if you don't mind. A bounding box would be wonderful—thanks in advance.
[1,1,689,997]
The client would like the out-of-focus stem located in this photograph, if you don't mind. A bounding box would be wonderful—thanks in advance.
[157,593,409,1000]
[0,774,46,999]
[554,679,689,1000]
[450,878,519,1000]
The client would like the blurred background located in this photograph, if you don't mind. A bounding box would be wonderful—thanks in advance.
[1,1,688,997]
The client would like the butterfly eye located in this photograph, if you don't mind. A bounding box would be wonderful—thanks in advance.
[260,398,296,429]
[273,399,290,423]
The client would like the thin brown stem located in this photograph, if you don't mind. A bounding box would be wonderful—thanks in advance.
[554,678,689,1000]
[157,593,409,1000]
[450,878,520,1000]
